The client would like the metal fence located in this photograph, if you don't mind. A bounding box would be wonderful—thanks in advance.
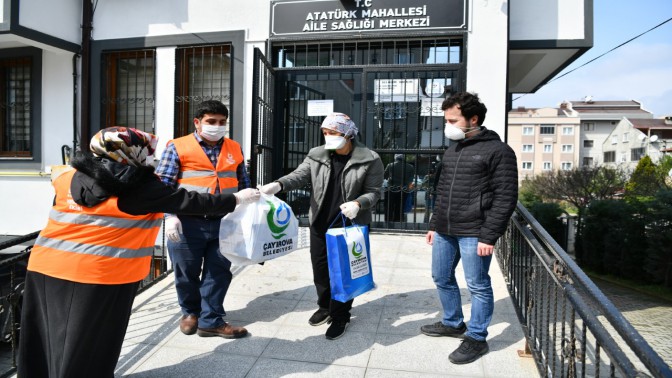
[0,225,171,371]
[498,202,671,377]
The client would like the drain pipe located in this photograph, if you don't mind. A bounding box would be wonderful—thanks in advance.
[63,53,80,165]
[79,0,93,152]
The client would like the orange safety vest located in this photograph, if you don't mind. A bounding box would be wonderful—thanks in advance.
[28,169,164,284]
[170,134,243,194]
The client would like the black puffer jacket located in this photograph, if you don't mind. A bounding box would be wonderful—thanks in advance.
[70,153,237,216]
[429,127,518,245]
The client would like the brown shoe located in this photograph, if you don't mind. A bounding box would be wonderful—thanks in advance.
[179,315,199,335]
[197,322,248,339]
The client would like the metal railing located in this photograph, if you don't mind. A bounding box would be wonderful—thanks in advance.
[498,202,671,377]
[0,227,171,371]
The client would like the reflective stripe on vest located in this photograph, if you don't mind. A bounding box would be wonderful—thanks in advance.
[171,134,243,194]
[28,169,163,284]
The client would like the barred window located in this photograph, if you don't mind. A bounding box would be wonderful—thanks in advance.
[0,57,32,158]
[176,45,232,137]
[102,50,156,133]
[273,38,463,68]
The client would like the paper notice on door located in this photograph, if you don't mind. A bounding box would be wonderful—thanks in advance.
[307,100,334,116]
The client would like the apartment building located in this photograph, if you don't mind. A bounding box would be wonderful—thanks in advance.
[566,99,653,167]
[508,99,654,184]
[508,106,580,183]
[603,117,672,171]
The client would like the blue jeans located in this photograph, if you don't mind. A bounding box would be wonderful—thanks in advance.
[431,232,493,341]
[168,216,232,329]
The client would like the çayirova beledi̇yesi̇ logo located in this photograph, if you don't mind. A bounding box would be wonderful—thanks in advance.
[266,200,291,240]
[351,240,364,258]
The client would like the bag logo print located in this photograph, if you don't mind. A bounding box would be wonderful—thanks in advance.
[351,240,364,258]
[266,200,291,239]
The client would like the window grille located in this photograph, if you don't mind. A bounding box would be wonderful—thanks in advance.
[540,125,555,135]
[272,38,463,68]
[0,57,31,157]
[102,50,156,133]
[176,45,232,137]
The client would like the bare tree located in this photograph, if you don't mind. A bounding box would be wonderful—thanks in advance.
[527,166,627,261]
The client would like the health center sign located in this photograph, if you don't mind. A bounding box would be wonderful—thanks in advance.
[270,0,467,36]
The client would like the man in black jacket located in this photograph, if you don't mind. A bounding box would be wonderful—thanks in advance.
[421,92,518,365]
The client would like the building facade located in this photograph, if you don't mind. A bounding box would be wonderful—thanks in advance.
[0,0,592,235]
[508,99,656,184]
[603,117,672,171]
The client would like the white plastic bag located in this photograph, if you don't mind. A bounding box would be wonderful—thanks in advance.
[219,192,299,265]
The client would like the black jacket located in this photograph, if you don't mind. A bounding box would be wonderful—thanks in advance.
[70,154,237,216]
[429,127,518,245]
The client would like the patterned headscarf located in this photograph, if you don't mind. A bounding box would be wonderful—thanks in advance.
[90,127,159,167]
[320,113,359,139]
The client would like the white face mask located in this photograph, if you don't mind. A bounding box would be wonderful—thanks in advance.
[200,124,227,141]
[444,124,466,140]
[324,135,347,150]
[444,123,479,141]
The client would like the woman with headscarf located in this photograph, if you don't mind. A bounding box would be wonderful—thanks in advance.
[260,113,384,340]
[17,127,259,378]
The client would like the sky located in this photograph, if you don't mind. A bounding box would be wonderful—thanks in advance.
[512,1,672,118]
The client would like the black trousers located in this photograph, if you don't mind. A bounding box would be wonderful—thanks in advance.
[386,191,406,222]
[18,271,139,378]
[309,226,353,321]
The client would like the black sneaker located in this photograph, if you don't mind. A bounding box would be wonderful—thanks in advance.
[449,337,489,364]
[325,319,349,340]
[308,309,331,326]
[420,321,466,338]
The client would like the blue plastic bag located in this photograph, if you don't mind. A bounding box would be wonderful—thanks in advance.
[325,214,375,302]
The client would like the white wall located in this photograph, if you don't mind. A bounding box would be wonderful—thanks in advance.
[467,0,508,139]
[92,0,271,41]
[19,0,82,44]
[0,50,74,235]
[510,0,585,41]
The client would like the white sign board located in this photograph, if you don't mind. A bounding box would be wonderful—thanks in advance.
[307,100,334,116]
[374,79,419,102]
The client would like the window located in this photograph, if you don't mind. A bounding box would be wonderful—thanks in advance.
[611,135,618,144]
[522,162,532,170]
[604,151,616,163]
[289,122,305,144]
[620,152,627,162]
[540,125,555,135]
[561,162,572,170]
[562,144,573,153]
[583,157,594,166]
[543,162,552,170]
[631,147,645,161]
[562,127,574,135]
[522,127,534,135]
[622,132,629,142]
[383,102,406,120]
[543,144,552,153]
[522,144,533,152]
[0,55,33,158]
[102,50,156,132]
[175,44,232,137]
[583,140,594,148]
[273,38,464,67]
[583,122,595,131]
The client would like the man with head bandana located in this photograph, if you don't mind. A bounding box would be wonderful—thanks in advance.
[18,127,259,377]
[260,113,384,340]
